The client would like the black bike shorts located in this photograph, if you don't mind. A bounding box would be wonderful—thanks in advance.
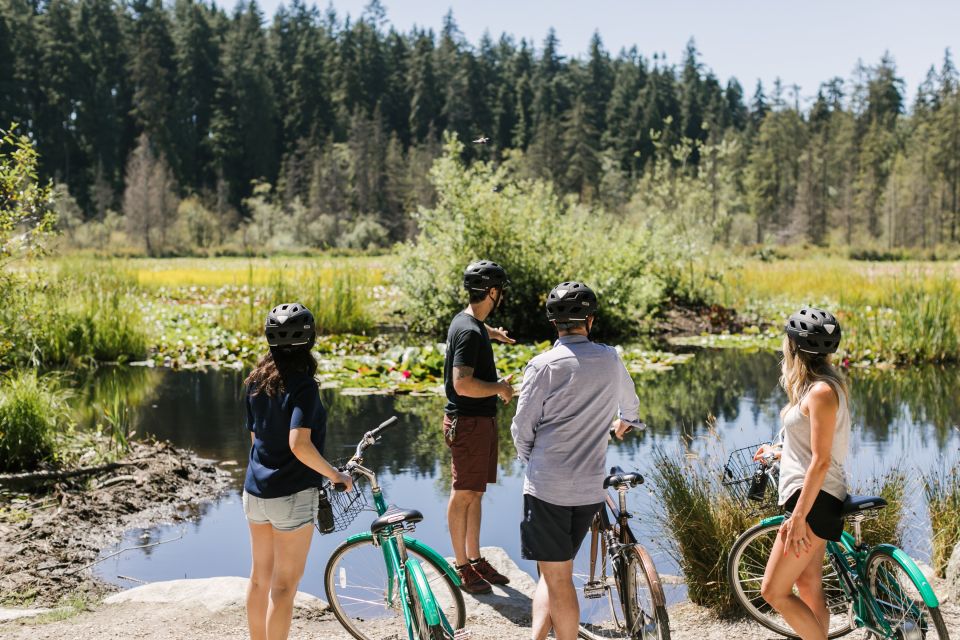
[520,494,602,562]
[783,489,845,542]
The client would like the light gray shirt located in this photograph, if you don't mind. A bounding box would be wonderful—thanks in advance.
[510,334,642,507]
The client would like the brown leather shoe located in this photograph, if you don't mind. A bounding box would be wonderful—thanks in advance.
[471,557,510,585]
[457,563,493,594]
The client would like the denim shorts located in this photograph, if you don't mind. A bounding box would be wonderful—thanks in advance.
[242,487,319,532]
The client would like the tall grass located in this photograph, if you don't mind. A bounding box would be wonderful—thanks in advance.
[924,467,960,577]
[856,466,907,548]
[0,372,70,472]
[648,446,756,616]
[0,262,148,368]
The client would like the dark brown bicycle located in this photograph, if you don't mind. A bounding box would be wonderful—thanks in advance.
[573,465,670,640]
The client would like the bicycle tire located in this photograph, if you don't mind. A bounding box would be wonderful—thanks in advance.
[406,563,447,639]
[575,537,670,640]
[324,536,466,640]
[621,544,671,640]
[865,548,950,639]
[727,521,854,640]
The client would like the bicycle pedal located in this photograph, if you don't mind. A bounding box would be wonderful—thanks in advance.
[453,629,473,639]
[583,582,606,599]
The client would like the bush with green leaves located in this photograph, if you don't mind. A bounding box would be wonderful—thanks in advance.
[1,123,56,258]
[396,135,666,340]
[0,372,70,472]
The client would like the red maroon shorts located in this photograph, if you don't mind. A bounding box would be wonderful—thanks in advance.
[442,414,498,492]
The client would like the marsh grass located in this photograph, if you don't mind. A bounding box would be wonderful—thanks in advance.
[0,371,70,472]
[856,466,907,548]
[648,445,757,616]
[723,259,960,364]
[924,466,960,576]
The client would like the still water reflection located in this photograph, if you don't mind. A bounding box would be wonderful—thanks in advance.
[86,350,960,603]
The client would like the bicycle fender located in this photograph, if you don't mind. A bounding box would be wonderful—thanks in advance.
[407,558,442,627]
[760,514,785,527]
[868,545,940,608]
[404,536,462,586]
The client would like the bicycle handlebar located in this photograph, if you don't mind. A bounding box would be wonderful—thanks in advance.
[333,416,400,491]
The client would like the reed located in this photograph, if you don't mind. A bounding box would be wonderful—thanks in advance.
[924,466,960,577]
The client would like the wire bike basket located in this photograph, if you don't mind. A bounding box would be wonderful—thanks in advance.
[722,444,781,514]
[316,460,370,534]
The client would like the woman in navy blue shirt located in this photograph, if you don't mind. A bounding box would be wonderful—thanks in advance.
[242,302,352,640]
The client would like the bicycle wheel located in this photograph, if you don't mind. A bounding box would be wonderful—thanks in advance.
[727,521,854,639]
[405,559,450,640]
[865,549,950,639]
[325,537,466,640]
[574,532,670,640]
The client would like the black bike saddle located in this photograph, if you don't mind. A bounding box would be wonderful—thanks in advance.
[604,466,644,489]
[370,505,424,534]
[842,495,887,515]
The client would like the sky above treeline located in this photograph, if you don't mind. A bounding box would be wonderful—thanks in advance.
[212,0,960,109]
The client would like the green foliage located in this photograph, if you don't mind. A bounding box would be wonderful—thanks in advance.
[396,134,665,340]
[0,371,70,472]
[924,466,960,577]
[0,123,56,257]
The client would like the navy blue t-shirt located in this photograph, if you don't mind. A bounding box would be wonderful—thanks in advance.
[243,375,328,498]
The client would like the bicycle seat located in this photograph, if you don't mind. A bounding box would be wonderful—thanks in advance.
[604,466,644,489]
[370,505,424,534]
[842,495,887,515]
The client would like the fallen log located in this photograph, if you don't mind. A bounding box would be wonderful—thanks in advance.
[0,461,136,485]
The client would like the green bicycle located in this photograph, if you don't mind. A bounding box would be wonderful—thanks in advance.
[725,444,951,639]
[323,417,467,640]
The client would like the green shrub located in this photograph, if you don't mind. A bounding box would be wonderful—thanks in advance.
[925,466,960,577]
[396,134,665,340]
[0,372,69,472]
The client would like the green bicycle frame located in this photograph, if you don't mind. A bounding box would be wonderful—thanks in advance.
[758,514,938,637]
[343,488,460,638]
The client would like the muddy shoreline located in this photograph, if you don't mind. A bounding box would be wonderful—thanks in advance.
[0,441,232,606]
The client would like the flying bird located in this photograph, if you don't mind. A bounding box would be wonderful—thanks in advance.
[473,136,490,144]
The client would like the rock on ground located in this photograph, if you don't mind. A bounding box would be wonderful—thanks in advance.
[947,541,960,602]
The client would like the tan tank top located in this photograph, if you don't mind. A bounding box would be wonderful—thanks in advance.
[777,382,851,504]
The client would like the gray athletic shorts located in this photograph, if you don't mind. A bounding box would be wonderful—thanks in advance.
[242,487,319,532]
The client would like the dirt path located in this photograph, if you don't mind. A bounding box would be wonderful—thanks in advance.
[1,561,956,640]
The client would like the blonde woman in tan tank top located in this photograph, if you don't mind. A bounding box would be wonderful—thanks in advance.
[755,307,849,640]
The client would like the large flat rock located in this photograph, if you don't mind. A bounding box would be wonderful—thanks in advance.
[948,541,960,601]
[0,607,54,622]
[450,546,538,624]
[103,576,326,613]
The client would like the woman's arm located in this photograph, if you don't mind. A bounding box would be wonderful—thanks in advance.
[780,381,839,555]
[289,428,353,491]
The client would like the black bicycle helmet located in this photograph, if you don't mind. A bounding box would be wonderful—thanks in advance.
[545,281,598,322]
[265,302,316,349]
[785,307,842,354]
[462,260,510,291]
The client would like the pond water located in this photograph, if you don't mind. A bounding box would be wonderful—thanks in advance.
[82,349,960,605]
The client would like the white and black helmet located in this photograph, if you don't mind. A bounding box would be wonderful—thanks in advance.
[265,302,315,349]
[545,281,598,322]
[785,307,842,354]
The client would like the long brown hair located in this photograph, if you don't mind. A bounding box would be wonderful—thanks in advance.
[244,346,318,398]
[779,335,848,415]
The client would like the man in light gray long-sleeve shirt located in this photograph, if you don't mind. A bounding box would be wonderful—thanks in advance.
[510,281,642,640]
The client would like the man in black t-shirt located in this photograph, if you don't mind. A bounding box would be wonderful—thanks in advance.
[443,260,516,594]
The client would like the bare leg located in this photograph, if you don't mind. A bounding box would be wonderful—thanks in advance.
[448,489,482,566]
[531,573,553,640]
[761,532,829,640]
[266,524,314,640]
[247,522,274,640]
[466,491,483,560]
[538,560,579,640]
[796,550,830,637]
